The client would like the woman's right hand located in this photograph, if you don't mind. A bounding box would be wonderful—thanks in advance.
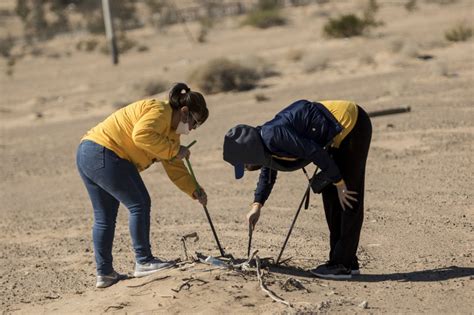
[246,202,262,230]
[175,145,191,160]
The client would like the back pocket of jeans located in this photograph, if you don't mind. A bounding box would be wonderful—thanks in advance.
[81,142,105,171]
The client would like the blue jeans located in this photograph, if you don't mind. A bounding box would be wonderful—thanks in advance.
[76,140,153,275]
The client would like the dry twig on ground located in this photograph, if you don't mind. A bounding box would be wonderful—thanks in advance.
[255,256,292,307]
[172,277,209,293]
[181,232,199,261]
[126,275,170,288]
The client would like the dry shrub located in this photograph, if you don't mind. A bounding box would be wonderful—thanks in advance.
[359,53,376,66]
[188,58,261,94]
[197,17,214,43]
[135,79,169,97]
[445,23,473,42]
[256,0,283,11]
[100,35,138,54]
[324,0,382,38]
[242,9,287,29]
[425,0,457,4]
[0,34,15,58]
[323,14,367,38]
[76,38,99,52]
[137,45,150,52]
[286,49,305,62]
[240,55,279,78]
[405,0,418,11]
[255,93,269,102]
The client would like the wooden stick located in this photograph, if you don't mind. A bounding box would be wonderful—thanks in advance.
[180,232,199,261]
[171,277,209,293]
[368,106,411,118]
[256,256,292,307]
[126,275,170,288]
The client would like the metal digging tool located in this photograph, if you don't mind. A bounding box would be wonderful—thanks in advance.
[247,224,253,258]
[276,168,318,265]
[184,153,226,257]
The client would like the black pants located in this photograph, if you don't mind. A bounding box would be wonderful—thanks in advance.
[321,106,372,269]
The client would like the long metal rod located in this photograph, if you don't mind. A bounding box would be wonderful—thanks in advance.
[247,225,253,258]
[185,157,226,257]
[276,168,318,265]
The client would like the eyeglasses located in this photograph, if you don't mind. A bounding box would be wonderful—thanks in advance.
[189,112,201,129]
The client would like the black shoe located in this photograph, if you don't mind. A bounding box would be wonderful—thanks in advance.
[351,262,360,275]
[325,260,360,275]
[310,263,352,280]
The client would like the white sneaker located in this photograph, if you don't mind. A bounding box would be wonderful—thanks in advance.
[96,271,122,288]
[134,258,175,278]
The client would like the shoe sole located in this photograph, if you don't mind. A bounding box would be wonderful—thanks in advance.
[133,264,175,278]
[309,270,352,280]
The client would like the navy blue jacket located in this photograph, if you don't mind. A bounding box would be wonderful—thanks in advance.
[255,100,343,205]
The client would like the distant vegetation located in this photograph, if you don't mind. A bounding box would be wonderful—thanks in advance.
[323,14,367,38]
[445,22,472,42]
[189,58,261,94]
[242,0,287,29]
[0,34,16,76]
[323,0,382,38]
[135,79,169,97]
[14,0,140,41]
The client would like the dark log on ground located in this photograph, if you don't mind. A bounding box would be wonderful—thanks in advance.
[368,106,411,118]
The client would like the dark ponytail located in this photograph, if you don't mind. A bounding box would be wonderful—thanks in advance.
[169,82,209,125]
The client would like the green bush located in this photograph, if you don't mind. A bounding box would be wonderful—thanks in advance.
[323,14,367,38]
[188,58,261,94]
[445,23,472,42]
[242,9,287,29]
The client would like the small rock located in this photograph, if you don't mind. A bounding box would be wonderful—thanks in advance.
[359,300,369,309]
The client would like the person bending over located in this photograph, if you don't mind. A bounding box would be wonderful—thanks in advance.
[77,83,208,288]
[223,99,372,279]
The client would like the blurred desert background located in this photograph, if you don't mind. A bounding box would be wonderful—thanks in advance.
[0,0,473,314]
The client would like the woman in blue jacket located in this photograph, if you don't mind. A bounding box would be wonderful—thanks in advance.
[223,100,372,279]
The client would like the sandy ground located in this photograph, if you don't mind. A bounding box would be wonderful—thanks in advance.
[1,0,473,314]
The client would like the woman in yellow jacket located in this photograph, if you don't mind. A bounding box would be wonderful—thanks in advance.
[76,83,208,288]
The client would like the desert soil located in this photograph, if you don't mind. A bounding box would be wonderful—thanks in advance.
[0,0,473,314]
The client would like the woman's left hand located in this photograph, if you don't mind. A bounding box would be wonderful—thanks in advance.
[193,188,207,206]
[335,180,358,211]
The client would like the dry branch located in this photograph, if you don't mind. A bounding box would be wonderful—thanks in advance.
[256,256,292,307]
[172,277,209,293]
[126,275,170,288]
[180,232,199,261]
